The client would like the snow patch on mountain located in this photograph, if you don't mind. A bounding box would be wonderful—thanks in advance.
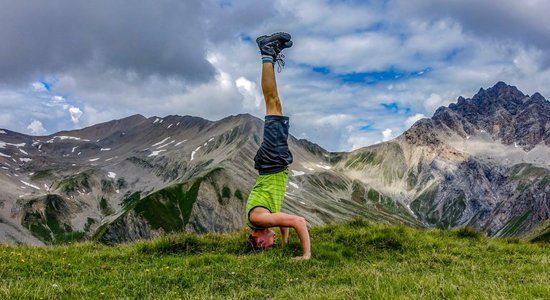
[175,140,187,146]
[288,181,299,189]
[20,180,40,190]
[292,170,305,176]
[148,150,166,157]
[191,146,201,161]
[152,137,171,147]
[0,141,25,148]
[156,140,175,149]
[47,136,90,143]
[316,164,332,170]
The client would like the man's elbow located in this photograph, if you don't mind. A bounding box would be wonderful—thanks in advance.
[295,216,306,227]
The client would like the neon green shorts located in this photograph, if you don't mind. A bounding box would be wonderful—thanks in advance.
[246,169,289,229]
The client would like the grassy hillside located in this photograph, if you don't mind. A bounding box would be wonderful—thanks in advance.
[1,221,548,299]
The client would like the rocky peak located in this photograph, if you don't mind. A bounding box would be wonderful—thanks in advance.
[445,82,526,119]
[293,138,329,156]
[530,92,546,103]
[421,82,550,150]
[473,81,525,101]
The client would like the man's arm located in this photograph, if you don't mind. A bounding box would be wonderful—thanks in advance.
[250,210,310,259]
[280,227,289,245]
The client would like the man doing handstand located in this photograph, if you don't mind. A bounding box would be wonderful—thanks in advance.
[245,32,311,260]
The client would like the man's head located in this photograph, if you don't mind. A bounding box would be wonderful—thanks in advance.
[247,228,275,250]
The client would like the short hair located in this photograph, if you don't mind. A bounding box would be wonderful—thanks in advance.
[246,234,261,252]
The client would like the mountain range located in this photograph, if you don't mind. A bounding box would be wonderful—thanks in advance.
[0,82,548,245]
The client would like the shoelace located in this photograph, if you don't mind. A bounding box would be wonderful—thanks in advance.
[274,52,286,73]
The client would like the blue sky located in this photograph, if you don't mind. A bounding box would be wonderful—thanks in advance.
[1,0,550,151]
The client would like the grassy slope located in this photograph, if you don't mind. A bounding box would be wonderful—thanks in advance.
[1,222,548,299]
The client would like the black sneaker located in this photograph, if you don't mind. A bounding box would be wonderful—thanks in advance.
[256,32,292,71]
[256,32,292,57]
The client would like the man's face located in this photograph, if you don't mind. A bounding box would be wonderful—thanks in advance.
[254,229,275,249]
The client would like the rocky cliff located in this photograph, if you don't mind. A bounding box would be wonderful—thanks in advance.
[334,82,549,237]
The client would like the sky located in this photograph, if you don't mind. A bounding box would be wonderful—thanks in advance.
[1,0,550,151]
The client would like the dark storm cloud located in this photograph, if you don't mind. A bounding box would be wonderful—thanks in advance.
[396,0,550,66]
[0,0,216,83]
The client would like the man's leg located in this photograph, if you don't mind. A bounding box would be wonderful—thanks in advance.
[262,63,283,116]
[256,32,292,116]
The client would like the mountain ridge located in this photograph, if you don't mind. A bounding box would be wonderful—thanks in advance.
[1,81,548,245]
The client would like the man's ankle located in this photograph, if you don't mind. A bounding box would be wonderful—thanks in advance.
[262,55,274,64]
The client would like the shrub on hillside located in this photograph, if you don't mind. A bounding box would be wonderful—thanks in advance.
[138,234,204,255]
[346,217,370,228]
[455,226,484,240]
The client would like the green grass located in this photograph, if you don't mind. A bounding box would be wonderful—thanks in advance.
[56,171,92,194]
[234,189,244,201]
[436,193,467,229]
[99,197,114,216]
[1,221,548,299]
[22,195,85,244]
[511,164,550,192]
[406,170,418,190]
[410,183,439,221]
[525,219,550,243]
[221,186,231,199]
[132,181,201,232]
[30,169,54,181]
[498,211,531,237]
[344,151,383,168]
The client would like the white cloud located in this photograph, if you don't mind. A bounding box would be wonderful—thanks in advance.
[294,33,402,72]
[51,95,65,104]
[513,48,541,76]
[382,128,393,142]
[405,113,427,128]
[69,106,83,123]
[235,77,262,109]
[424,93,445,113]
[27,120,47,135]
[313,114,354,127]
